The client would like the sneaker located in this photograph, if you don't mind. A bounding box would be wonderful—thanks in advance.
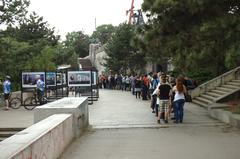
[3,107,9,111]
[152,110,155,113]
[157,120,160,124]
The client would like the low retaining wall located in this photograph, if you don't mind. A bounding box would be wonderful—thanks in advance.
[209,109,240,128]
[0,114,73,159]
[34,97,89,137]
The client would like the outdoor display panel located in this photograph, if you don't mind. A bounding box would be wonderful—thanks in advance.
[68,71,91,86]
[46,72,56,86]
[62,73,67,85]
[22,72,45,88]
[56,73,62,85]
[56,73,67,85]
[92,71,97,85]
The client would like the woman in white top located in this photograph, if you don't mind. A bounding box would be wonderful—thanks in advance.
[172,77,187,123]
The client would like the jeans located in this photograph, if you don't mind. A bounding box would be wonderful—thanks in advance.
[173,99,185,123]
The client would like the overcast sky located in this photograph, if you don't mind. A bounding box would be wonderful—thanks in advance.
[29,0,143,39]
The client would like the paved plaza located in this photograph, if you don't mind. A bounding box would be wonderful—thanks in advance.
[0,107,33,128]
[61,89,240,159]
[0,90,240,159]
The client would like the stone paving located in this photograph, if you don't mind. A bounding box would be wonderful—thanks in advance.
[1,89,240,159]
[0,107,33,128]
[61,89,240,159]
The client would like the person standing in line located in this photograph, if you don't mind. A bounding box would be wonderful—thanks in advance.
[142,74,149,100]
[131,74,136,95]
[3,76,11,110]
[150,73,159,114]
[36,75,45,105]
[134,75,142,99]
[157,75,172,124]
[172,77,187,123]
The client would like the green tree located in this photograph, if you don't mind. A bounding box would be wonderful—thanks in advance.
[0,0,29,25]
[15,12,60,46]
[91,24,115,44]
[54,43,79,70]
[25,46,56,71]
[105,23,145,73]
[0,36,31,90]
[64,31,90,58]
[141,0,240,77]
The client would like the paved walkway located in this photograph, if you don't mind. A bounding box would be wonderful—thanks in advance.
[0,107,33,128]
[61,89,240,159]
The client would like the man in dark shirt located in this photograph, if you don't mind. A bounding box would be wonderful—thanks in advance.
[157,75,172,124]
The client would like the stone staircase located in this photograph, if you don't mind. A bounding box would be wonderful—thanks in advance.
[191,67,240,108]
[0,128,25,142]
[192,79,240,108]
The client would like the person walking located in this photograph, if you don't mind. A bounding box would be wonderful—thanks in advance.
[172,77,187,123]
[36,75,45,105]
[2,76,11,110]
[157,75,172,124]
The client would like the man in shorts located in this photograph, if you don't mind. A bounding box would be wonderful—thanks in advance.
[157,75,172,124]
[3,76,11,110]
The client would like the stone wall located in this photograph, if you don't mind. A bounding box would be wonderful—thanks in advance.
[34,97,89,137]
[0,114,73,159]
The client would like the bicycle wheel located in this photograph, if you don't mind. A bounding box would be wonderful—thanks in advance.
[24,97,37,110]
[9,97,22,109]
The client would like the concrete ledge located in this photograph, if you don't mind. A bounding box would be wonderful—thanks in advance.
[0,114,73,159]
[34,97,89,137]
[209,108,240,128]
[208,103,229,110]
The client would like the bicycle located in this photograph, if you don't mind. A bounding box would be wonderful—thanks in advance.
[23,91,47,110]
[0,93,22,109]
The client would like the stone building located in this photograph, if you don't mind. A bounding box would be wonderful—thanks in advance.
[79,43,174,75]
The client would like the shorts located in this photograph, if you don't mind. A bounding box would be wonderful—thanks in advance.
[159,100,170,113]
[4,93,10,100]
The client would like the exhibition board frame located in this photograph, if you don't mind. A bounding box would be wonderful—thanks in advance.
[70,70,94,105]
[21,69,99,105]
[21,71,47,106]
[55,70,68,99]
[21,70,69,105]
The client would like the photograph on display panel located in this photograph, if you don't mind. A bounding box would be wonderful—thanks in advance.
[68,71,91,86]
[46,72,56,86]
[92,71,97,85]
[62,73,67,85]
[22,72,45,88]
[56,73,62,85]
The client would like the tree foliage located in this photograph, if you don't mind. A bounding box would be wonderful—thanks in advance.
[105,23,146,73]
[0,0,29,25]
[64,31,90,58]
[91,24,115,44]
[141,0,240,77]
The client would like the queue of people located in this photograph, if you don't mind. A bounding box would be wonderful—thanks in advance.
[98,72,197,124]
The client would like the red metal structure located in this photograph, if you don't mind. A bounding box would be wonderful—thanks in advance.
[126,0,144,25]
[128,0,135,24]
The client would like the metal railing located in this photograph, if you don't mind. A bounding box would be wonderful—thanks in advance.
[191,66,240,98]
